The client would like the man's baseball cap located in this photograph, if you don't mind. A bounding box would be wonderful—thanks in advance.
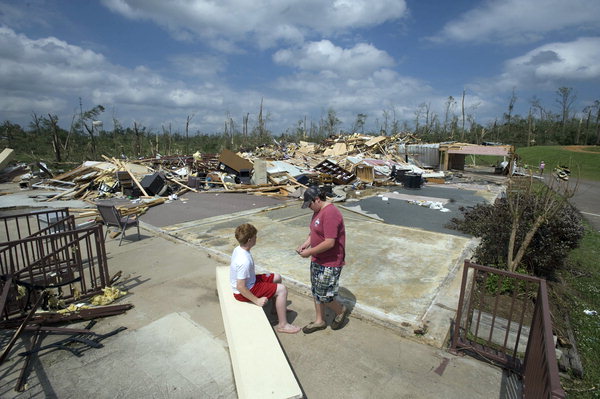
[301,186,320,208]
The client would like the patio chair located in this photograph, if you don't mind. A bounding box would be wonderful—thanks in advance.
[96,204,140,246]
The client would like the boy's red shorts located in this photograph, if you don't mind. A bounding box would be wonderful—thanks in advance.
[234,273,277,302]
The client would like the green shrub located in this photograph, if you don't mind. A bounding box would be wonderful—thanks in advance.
[448,194,584,279]
[484,268,528,295]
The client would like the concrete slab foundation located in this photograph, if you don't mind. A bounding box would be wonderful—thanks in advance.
[154,200,476,347]
[0,177,524,398]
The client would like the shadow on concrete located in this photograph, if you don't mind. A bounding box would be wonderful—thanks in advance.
[117,274,151,291]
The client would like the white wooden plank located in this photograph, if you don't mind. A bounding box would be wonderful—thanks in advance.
[216,266,302,399]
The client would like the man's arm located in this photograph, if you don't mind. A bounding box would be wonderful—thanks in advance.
[296,235,311,253]
[236,279,268,307]
[298,238,335,258]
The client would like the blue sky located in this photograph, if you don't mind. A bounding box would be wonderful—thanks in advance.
[1,0,599,135]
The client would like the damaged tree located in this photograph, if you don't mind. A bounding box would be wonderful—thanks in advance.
[75,102,105,160]
[449,172,584,277]
[505,173,578,272]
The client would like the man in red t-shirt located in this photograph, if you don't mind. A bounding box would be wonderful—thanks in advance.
[296,186,349,333]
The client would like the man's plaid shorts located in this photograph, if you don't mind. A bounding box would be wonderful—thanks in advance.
[310,261,342,303]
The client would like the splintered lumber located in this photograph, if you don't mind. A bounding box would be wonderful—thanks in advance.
[75,211,99,218]
[167,176,198,193]
[285,173,308,188]
[365,136,387,147]
[52,165,97,182]
[0,148,15,171]
[203,184,297,194]
[251,189,292,198]
[117,197,166,216]
[44,187,77,201]
[104,156,149,197]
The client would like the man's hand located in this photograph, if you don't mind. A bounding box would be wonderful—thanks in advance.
[297,248,311,258]
[254,297,268,307]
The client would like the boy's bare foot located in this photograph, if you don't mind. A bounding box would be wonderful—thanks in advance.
[276,324,301,334]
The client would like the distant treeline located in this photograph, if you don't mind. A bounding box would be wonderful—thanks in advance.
[1,88,599,165]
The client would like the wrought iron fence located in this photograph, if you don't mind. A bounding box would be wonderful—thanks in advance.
[0,220,109,322]
[0,208,73,242]
[450,260,565,399]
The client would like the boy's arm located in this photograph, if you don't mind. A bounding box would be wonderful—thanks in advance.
[236,279,268,307]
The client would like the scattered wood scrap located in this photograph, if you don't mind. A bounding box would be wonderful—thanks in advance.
[4,132,446,212]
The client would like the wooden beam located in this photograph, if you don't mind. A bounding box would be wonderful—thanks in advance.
[166,176,199,193]
[111,157,149,197]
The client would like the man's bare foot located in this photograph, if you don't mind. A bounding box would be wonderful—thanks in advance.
[276,324,301,334]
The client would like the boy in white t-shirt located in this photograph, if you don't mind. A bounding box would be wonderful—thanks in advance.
[230,223,300,334]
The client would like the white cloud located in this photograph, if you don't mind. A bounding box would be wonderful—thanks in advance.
[505,37,600,81]
[271,66,434,128]
[0,27,106,93]
[430,0,600,44]
[169,54,227,78]
[0,25,466,134]
[470,37,600,95]
[101,0,408,49]
[0,26,232,129]
[273,40,394,78]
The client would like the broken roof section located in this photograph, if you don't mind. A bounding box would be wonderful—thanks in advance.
[441,143,514,156]
[439,142,514,171]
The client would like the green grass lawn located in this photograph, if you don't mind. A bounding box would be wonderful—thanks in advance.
[516,146,600,181]
[558,223,600,398]
[465,146,600,181]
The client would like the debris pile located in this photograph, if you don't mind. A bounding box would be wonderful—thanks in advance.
[0,136,515,215]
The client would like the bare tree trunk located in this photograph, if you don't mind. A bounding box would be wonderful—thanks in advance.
[506,174,577,272]
[506,90,517,139]
[527,109,532,147]
[304,115,307,139]
[461,90,465,141]
[80,119,97,160]
[556,87,575,139]
[507,217,518,270]
[506,176,524,270]
[596,106,600,145]
[584,108,591,145]
[48,114,62,162]
[133,122,141,157]
[185,114,194,155]
[66,113,76,154]
[576,117,582,145]
[155,129,159,157]
[258,98,265,138]
[508,216,545,272]
[168,123,172,155]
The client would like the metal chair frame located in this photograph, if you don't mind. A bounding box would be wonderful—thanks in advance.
[96,204,140,246]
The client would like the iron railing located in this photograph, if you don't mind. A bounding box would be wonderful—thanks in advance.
[0,208,72,242]
[450,260,565,399]
[0,224,109,321]
[522,281,566,398]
